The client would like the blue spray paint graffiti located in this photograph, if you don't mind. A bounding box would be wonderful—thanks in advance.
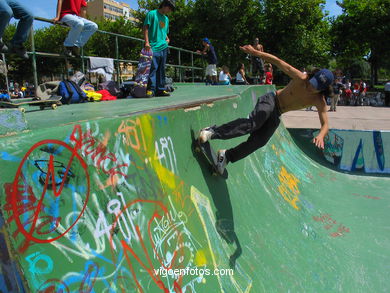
[313,129,390,174]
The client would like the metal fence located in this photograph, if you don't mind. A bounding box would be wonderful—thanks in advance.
[3,16,204,91]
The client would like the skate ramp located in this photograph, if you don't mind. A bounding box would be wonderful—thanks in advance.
[0,85,389,292]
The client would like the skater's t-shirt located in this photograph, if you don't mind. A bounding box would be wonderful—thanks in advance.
[144,9,169,52]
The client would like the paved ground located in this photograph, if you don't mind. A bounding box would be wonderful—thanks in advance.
[282,106,390,131]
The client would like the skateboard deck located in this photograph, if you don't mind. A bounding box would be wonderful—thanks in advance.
[0,96,62,112]
[132,48,153,98]
[195,140,228,179]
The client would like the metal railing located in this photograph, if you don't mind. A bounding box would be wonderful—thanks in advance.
[4,16,204,91]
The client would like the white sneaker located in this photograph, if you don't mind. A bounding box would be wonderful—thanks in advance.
[199,127,214,143]
[216,149,228,175]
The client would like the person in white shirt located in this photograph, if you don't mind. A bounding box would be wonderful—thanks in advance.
[219,65,232,85]
[235,63,249,85]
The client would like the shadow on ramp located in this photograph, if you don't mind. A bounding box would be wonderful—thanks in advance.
[190,129,242,269]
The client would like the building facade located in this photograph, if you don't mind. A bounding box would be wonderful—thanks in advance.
[86,0,136,22]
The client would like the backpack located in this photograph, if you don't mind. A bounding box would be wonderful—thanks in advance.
[58,80,87,104]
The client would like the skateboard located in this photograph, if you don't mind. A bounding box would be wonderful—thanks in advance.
[195,140,228,179]
[0,96,62,112]
[132,48,153,98]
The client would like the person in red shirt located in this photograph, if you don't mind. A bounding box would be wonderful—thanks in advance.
[53,0,98,57]
[264,63,273,85]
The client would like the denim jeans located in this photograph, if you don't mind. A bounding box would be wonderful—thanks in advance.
[149,48,168,93]
[61,14,98,47]
[0,0,33,46]
[211,92,281,163]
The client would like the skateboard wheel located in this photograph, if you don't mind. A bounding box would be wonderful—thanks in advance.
[52,104,57,110]
[20,107,25,113]
[195,146,201,152]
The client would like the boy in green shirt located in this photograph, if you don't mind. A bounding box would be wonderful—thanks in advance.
[143,0,175,97]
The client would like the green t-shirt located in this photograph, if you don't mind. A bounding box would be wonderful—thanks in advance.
[144,9,169,52]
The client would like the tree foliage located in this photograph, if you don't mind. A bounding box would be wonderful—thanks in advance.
[2,0,388,85]
[331,0,390,83]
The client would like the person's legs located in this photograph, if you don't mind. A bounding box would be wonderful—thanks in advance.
[334,94,339,110]
[7,0,33,46]
[156,48,168,93]
[76,17,98,47]
[148,50,162,94]
[226,115,280,163]
[0,1,12,39]
[212,92,277,139]
[61,14,85,48]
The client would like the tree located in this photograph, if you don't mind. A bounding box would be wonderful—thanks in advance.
[261,0,331,69]
[331,0,390,84]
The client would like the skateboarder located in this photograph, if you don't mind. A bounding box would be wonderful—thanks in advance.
[143,0,175,97]
[199,44,334,175]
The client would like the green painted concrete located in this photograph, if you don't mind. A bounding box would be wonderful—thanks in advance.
[0,85,389,292]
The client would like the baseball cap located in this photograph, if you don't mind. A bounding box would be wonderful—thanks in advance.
[202,38,211,44]
[309,69,334,91]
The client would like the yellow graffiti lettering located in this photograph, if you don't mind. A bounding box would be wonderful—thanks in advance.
[278,166,300,210]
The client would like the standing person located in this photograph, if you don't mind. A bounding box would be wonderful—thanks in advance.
[330,78,343,111]
[358,79,367,106]
[198,44,333,175]
[144,0,175,97]
[197,38,218,85]
[0,0,33,59]
[53,0,98,58]
[342,78,352,105]
[384,80,390,107]
[264,63,273,85]
[235,63,249,85]
[251,37,265,84]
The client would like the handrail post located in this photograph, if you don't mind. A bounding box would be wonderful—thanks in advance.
[1,54,10,94]
[191,52,194,83]
[29,25,39,92]
[81,47,85,73]
[178,50,182,82]
[115,36,120,84]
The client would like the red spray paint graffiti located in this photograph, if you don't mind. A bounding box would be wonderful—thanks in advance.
[5,125,90,252]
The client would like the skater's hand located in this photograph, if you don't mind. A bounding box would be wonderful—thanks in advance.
[144,42,151,51]
[52,17,60,24]
[312,135,325,150]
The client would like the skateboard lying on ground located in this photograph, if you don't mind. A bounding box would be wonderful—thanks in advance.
[0,96,62,112]
[132,48,153,98]
[195,140,228,179]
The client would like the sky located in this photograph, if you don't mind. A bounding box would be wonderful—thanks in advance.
[10,0,343,30]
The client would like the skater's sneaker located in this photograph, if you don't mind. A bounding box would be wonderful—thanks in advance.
[216,149,228,175]
[199,127,214,143]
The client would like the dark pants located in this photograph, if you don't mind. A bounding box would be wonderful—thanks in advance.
[211,92,281,163]
[149,48,168,93]
[385,92,390,107]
